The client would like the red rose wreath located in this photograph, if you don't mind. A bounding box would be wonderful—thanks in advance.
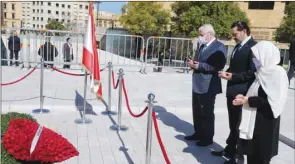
[2,119,79,163]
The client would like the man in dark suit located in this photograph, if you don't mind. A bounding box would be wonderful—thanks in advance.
[287,37,295,82]
[38,37,58,68]
[215,21,257,164]
[62,37,74,69]
[8,31,21,66]
[186,24,227,147]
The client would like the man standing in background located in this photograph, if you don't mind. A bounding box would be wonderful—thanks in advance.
[287,37,295,83]
[62,37,74,69]
[8,31,21,66]
[216,21,257,164]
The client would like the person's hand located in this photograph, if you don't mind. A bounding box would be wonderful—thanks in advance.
[232,94,248,106]
[188,60,199,69]
[218,71,232,80]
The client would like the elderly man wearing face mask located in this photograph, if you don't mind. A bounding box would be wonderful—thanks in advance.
[185,24,227,147]
[215,21,257,164]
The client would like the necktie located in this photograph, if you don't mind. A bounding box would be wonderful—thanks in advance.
[232,43,241,59]
[198,45,207,60]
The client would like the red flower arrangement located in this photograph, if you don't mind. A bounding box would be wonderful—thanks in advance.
[2,119,79,163]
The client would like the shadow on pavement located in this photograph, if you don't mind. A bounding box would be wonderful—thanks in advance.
[154,105,226,164]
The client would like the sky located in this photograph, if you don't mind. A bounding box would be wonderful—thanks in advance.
[97,2,126,14]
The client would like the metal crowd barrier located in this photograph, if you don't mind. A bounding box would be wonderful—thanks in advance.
[143,36,194,73]
[96,33,145,68]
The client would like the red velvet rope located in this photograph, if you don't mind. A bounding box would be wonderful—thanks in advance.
[50,66,104,76]
[152,111,171,164]
[112,71,119,89]
[1,67,37,86]
[122,78,149,117]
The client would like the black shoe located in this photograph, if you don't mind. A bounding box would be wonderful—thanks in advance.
[224,154,244,164]
[196,141,213,147]
[211,150,232,159]
[184,135,201,141]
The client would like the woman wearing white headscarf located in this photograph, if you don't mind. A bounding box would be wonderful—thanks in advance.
[232,41,289,164]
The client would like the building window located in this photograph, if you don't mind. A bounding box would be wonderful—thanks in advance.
[48,10,51,14]
[62,12,65,15]
[37,9,39,13]
[48,18,51,21]
[4,21,7,26]
[37,24,39,28]
[41,17,43,21]
[37,1,39,5]
[68,5,70,9]
[62,19,64,22]
[68,20,70,23]
[62,4,65,8]
[12,22,15,27]
[33,1,35,5]
[41,25,43,28]
[3,3,6,9]
[56,19,58,22]
[33,24,35,28]
[56,3,59,7]
[33,9,35,13]
[48,2,51,6]
[33,17,35,21]
[12,4,15,10]
[41,2,43,5]
[68,12,70,16]
[248,2,275,10]
[4,13,7,19]
[56,11,59,15]
[85,5,88,10]
[37,17,39,21]
[80,5,83,9]
[12,13,15,19]
[41,9,43,13]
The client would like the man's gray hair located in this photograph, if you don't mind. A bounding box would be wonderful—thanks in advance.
[198,24,216,36]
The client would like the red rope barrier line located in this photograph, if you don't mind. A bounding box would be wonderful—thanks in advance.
[152,111,171,164]
[122,78,149,117]
[112,71,120,89]
[50,66,104,76]
[1,67,37,86]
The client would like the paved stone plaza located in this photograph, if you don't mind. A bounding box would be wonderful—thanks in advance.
[1,65,294,164]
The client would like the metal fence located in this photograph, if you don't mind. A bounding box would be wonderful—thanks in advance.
[1,27,291,72]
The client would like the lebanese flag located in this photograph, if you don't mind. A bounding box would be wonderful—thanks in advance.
[82,2,102,99]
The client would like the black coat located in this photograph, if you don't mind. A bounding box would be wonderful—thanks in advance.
[38,42,58,61]
[226,38,257,97]
[241,86,280,160]
[8,36,21,51]
[289,37,295,64]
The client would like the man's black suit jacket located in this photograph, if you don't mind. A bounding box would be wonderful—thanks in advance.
[226,38,257,97]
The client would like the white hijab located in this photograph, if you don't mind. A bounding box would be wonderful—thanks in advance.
[239,41,289,140]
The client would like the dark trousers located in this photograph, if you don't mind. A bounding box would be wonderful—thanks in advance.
[247,155,270,164]
[63,59,71,69]
[224,96,243,157]
[192,92,216,142]
[10,50,19,66]
[287,63,295,82]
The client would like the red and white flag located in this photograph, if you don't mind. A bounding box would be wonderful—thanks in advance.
[82,2,102,99]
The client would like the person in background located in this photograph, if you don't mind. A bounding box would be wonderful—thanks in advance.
[287,36,295,83]
[216,21,257,164]
[185,24,227,147]
[62,37,74,69]
[1,37,8,66]
[232,41,288,164]
[8,31,21,66]
[38,37,58,68]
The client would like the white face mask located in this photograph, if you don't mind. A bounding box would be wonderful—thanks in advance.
[198,35,208,45]
[252,58,262,70]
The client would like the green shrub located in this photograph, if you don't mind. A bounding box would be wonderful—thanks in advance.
[1,112,37,164]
